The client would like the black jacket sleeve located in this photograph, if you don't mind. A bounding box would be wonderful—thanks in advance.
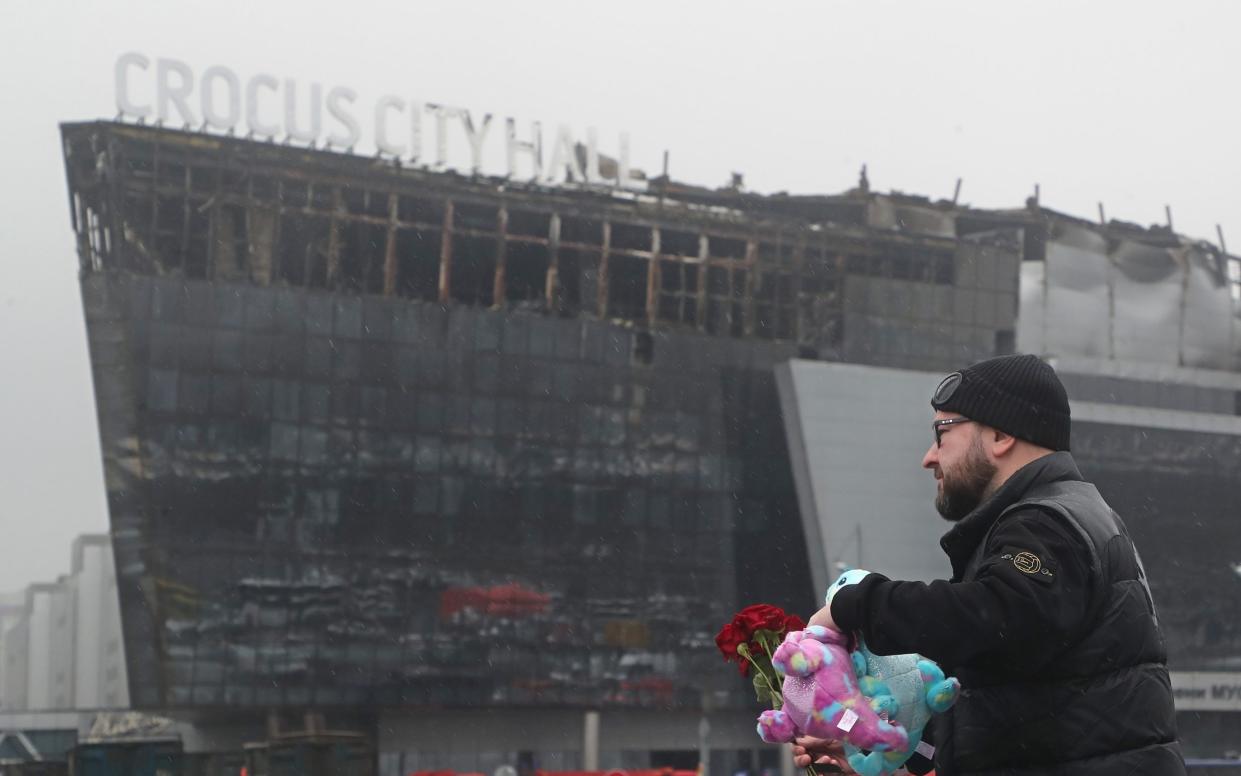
[829,508,1092,669]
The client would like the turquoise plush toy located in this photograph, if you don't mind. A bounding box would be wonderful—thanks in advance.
[825,570,960,776]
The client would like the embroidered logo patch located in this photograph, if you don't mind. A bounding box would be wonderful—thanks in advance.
[1012,551,1042,574]
[999,549,1056,580]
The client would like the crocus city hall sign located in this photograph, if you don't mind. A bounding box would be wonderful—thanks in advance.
[113,53,645,189]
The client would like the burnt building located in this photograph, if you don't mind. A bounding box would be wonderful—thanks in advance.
[62,120,1241,768]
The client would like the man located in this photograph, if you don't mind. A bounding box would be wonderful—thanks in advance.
[796,354,1184,775]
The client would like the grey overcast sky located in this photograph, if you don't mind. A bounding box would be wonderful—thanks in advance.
[1,0,1239,592]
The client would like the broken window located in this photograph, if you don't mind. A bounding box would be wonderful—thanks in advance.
[274,212,309,286]
[611,222,651,253]
[704,264,746,337]
[211,204,249,282]
[633,331,655,365]
[508,210,551,239]
[274,212,330,288]
[248,208,278,286]
[395,227,441,301]
[398,195,444,226]
[556,248,598,316]
[753,241,798,340]
[561,217,603,247]
[660,229,698,259]
[337,219,387,293]
[797,245,842,348]
[305,215,334,288]
[652,229,702,328]
[505,242,550,308]
[606,254,648,323]
[454,202,498,233]
[184,205,210,279]
[154,194,186,270]
[451,236,497,307]
[657,259,698,327]
[335,189,391,293]
[553,217,605,316]
[710,235,747,262]
[752,270,780,340]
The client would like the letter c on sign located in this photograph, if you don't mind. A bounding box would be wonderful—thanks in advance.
[374,95,407,156]
[115,52,152,119]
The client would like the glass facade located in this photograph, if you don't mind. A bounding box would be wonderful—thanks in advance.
[64,120,1020,713]
[1073,421,1241,670]
[84,271,814,710]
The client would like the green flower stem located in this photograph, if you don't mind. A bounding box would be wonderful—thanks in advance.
[760,632,777,662]
[740,650,784,707]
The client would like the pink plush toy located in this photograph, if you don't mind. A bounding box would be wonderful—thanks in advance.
[755,625,909,755]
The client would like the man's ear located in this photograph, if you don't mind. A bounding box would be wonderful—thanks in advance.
[990,429,1017,458]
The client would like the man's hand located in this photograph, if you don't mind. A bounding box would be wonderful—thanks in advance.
[791,736,855,773]
[808,603,839,631]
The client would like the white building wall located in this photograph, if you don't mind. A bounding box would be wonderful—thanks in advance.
[775,360,951,597]
[0,592,24,710]
[0,535,128,712]
[73,540,104,707]
[1015,221,1240,370]
[70,536,127,709]
[98,545,129,708]
[1,616,29,710]
[46,583,76,710]
[25,586,55,709]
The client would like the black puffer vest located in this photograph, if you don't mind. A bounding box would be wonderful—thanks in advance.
[943,476,1185,775]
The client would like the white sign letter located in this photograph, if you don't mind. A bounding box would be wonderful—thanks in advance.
[460,113,492,174]
[200,65,241,131]
[245,74,279,137]
[583,127,602,184]
[546,124,584,184]
[156,58,197,126]
[408,101,424,163]
[115,52,152,119]
[374,95,406,157]
[326,86,361,149]
[506,119,542,181]
[426,104,464,168]
[283,79,323,144]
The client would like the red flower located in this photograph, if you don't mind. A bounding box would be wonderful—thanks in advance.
[735,604,791,634]
[715,604,805,677]
[714,622,750,676]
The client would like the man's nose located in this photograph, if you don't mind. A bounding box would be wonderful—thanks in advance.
[922,441,938,470]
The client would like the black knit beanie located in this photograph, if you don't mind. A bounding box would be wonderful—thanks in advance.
[931,354,1071,451]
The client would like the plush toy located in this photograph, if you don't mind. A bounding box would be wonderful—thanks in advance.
[755,625,910,756]
[825,570,961,776]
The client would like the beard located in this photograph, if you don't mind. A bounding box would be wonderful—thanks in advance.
[935,435,997,522]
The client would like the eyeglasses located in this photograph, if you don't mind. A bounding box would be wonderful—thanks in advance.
[933,417,974,447]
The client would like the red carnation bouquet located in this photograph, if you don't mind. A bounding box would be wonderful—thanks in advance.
[715,603,805,706]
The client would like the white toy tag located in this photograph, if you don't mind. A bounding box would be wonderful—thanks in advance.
[837,708,859,732]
